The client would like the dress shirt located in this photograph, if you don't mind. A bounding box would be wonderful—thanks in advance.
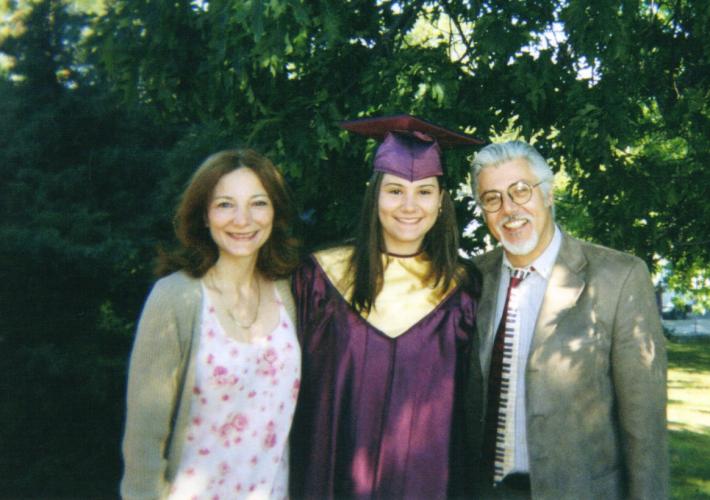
[494,225,562,473]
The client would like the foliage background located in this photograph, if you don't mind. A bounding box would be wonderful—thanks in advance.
[1,0,708,496]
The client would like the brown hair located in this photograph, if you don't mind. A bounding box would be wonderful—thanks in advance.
[156,149,300,279]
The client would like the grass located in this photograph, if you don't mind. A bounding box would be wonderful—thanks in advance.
[667,339,710,499]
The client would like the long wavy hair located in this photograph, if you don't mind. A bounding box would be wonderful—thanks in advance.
[349,171,465,314]
[156,149,300,280]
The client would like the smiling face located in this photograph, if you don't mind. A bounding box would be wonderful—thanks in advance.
[477,157,555,267]
[207,167,274,261]
[377,173,441,255]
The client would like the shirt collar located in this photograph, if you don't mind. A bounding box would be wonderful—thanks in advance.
[502,225,562,280]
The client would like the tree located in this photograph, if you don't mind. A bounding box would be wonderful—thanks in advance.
[0,1,177,494]
[90,0,710,276]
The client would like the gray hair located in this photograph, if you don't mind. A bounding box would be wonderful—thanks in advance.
[471,140,555,204]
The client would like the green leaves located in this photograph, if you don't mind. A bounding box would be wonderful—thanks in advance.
[4,0,708,284]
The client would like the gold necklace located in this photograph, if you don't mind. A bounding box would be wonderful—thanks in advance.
[208,272,261,330]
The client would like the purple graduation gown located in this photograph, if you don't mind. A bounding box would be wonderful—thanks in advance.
[290,254,478,499]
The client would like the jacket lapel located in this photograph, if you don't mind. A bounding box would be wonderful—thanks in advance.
[474,247,503,373]
[530,233,587,353]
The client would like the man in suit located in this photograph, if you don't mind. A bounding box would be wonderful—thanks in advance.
[468,140,668,499]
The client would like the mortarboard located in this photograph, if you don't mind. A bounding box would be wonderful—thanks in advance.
[340,114,484,182]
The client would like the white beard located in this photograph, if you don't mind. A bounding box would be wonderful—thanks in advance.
[495,214,539,256]
[500,230,539,256]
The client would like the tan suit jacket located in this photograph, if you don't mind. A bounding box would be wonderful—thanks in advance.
[471,232,668,499]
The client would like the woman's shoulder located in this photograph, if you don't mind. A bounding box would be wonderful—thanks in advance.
[292,245,354,298]
[295,245,353,276]
[313,245,354,264]
[146,271,202,308]
[273,276,294,298]
[135,271,202,345]
[154,270,200,289]
[312,245,353,285]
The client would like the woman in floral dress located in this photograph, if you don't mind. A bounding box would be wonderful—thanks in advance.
[121,149,301,500]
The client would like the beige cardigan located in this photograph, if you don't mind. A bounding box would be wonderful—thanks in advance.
[120,271,296,500]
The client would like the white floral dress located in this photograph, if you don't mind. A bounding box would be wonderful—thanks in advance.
[168,285,300,500]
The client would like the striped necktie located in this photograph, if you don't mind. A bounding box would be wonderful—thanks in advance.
[483,267,531,485]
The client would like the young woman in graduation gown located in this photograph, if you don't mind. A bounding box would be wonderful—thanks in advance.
[290,115,484,499]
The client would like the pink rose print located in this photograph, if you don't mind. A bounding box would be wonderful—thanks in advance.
[192,417,202,426]
[219,462,230,475]
[217,424,230,438]
[198,448,210,456]
[263,348,278,364]
[192,386,202,395]
[258,348,278,376]
[207,353,214,364]
[207,329,216,338]
[250,456,258,465]
[261,366,277,377]
[232,413,248,431]
[264,432,277,449]
[212,365,238,385]
[248,391,256,398]
[218,413,248,439]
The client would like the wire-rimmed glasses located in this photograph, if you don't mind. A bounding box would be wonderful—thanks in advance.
[479,180,543,213]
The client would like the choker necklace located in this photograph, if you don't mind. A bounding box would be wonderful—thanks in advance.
[208,272,261,330]
[384,250,424,258]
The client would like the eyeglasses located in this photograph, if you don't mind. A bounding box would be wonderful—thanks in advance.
[479,180,544,213]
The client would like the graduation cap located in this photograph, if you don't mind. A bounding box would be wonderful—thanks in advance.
[340,114,484,181]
